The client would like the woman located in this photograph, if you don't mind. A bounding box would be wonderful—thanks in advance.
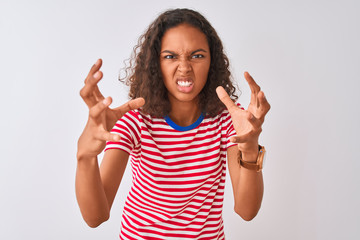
[76,8,270,239]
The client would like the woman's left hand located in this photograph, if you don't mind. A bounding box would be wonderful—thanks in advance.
[216,72,270,160]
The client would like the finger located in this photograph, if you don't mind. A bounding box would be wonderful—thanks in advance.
[244,72,261,94]
[246,110,262,129]
[80,85,97,107]
[257,91,271,119]
[230,128,262,144]
[230,132,254,143]
[89,97,112,120]
[216,86,237,113]
[80,70,103,107]
[113,97,146,118]
[84,59,102,84]
[93,85,105,101]
[95,130,121,142]
[90,66,105,101]
[244,72,261,106]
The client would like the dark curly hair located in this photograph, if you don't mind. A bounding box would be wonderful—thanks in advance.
[121,8,238,117]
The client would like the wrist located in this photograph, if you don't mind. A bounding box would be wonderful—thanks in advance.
[76,151,98,163]
[238,144,259,163]
[238,145,266,172]
[241,151,258,163]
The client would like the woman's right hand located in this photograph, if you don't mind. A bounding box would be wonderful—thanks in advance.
[77,59,145,160]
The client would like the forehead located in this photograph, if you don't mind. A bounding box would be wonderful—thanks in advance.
[160,24,209,51]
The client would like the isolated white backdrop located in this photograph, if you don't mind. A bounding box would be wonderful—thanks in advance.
[1,0,359,239]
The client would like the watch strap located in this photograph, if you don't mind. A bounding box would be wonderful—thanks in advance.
[238,145,265,172]
[239,158,261,171]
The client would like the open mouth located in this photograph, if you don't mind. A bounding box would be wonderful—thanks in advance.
[177,80,193,87]
[176,78,194,93]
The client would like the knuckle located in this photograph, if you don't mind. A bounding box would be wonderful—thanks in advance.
[79,88,87,98]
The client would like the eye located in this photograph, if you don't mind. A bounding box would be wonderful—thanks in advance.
[164,55,175,59]
[192,54,204,59]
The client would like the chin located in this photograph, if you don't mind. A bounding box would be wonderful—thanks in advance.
[169,93,199,104]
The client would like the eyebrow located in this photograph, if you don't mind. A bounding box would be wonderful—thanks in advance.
[160,49,208,55]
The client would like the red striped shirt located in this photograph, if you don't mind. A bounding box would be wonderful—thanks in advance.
[105,108,237,240]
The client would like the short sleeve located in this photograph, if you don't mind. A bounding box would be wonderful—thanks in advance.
[105,110,141,154]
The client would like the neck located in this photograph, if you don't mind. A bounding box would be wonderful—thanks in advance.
[168,98,201,127]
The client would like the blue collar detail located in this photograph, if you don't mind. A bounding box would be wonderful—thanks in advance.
[164,113,204,131]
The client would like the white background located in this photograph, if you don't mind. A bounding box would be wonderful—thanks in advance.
[1,0,359,239]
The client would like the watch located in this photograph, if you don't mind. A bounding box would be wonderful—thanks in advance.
[239,145,266,172]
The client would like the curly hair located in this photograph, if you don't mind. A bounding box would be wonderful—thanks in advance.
[121,8,238,117]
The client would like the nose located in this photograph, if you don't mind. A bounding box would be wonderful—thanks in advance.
[177,58,192,74]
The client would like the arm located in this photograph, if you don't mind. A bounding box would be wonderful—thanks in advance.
[217,72,270,221]
[227,145,263,221]
[76,149,129,228]
[75,59,144,227]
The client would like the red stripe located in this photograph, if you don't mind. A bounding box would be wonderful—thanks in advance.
[127,179,224,210]
[106,109,236,239]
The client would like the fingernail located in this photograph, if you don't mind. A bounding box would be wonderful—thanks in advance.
[95,59,100,65]
[94,71,100,78]
[103,97,110,105]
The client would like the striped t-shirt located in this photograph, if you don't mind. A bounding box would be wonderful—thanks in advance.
[105,108,237,240]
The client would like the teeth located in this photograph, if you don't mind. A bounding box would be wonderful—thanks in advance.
[178,81,192,87]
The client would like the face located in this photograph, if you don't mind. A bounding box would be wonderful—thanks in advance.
[160,23,211,107]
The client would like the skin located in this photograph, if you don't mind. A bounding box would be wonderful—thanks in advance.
[76,59,144,227]
[217,73,271,220]
[159,24,210,126]
[75,23,270,227]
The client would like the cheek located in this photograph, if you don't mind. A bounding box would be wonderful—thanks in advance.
[160,62,175,79]
[196,63,210,81]
[160,63,175,90]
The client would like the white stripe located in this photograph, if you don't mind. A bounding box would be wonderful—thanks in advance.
[107,109,235,238]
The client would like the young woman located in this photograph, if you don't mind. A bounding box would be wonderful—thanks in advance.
[76,8,270,240]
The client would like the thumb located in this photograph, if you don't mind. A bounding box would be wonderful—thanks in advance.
[113,97,145,118]
[89,97,112,119]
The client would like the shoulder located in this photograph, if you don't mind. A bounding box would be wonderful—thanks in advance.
[119,109,145,123]
[113,109,144,133]
[126,109,168,131]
